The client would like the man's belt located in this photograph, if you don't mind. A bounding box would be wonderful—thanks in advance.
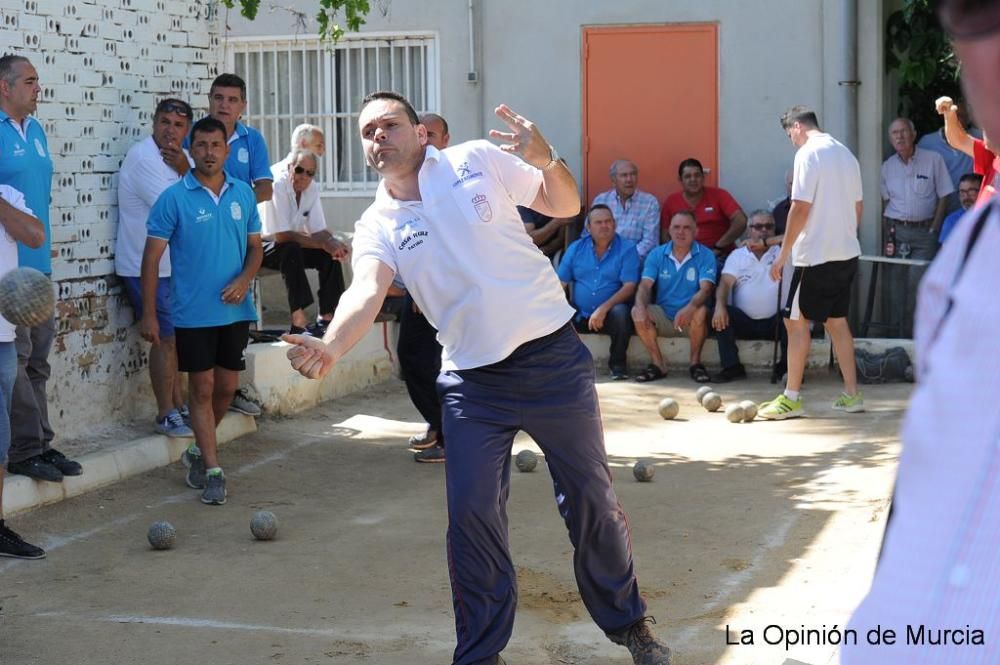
[884,216,932,227]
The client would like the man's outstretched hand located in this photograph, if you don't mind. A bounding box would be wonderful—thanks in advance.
[282,333,337,379]
[489,104,553,170]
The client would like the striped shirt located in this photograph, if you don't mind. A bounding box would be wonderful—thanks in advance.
[843,201,1000,664]
[589,189,660,261]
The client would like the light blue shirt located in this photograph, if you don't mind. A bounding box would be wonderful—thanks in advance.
[642,241,717,318]
[185,120,272,187]
[557,234,640,318]
[147,172,261,327]
[0,110,52,273]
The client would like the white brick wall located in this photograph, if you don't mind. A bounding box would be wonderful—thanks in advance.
[2,0,224,442]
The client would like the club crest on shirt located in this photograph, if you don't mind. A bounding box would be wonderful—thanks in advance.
[686,267,696,281]
[230,201,243,220]
[238,147,249,163]
[34,138,45,157]
[473,193,492,223]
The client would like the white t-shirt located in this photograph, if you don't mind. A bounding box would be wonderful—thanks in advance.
[0,185,31,342]
[791,132,863,266]
[115,136,185,277]
[721,245,781,319]
[258,163,327,252]
[353,140,574,371]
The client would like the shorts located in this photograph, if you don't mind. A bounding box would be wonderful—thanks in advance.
[784,257,858,322]
[174,322,251,373]
[647,304,688,338]
[122,276,175,339]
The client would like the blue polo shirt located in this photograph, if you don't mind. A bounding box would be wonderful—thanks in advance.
[557,234,640,318]
[938,207,966,244]
[147,172,261,327]
[185,120,272,187]
[642,241,717,318]
[0,111,52,273]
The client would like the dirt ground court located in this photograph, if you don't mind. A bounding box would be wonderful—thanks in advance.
[0,373,909,665]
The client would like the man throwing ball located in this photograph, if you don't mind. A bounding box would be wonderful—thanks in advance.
[284,92,671,665]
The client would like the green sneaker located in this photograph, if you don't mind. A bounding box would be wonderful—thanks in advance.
[758,393,803,420]
[833,392,865,413]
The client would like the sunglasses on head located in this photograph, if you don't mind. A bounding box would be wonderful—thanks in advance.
[750,223,775,230]
[157,101,192,118]
[294,165,316,177]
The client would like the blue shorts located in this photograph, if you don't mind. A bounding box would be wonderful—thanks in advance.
[122,276,175,339]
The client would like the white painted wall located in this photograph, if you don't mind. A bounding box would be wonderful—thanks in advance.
[1,0,223,440]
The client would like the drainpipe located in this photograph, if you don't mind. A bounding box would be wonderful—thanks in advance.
[838,0,860,153]
[467,0,485,138]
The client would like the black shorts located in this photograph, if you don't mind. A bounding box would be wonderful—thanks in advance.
[174,322,251,373]
[783,257,858,322]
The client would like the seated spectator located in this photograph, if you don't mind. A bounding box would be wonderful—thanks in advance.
[258,149,348,335]
[631,211,717,383]
[518,204,578,261]
[274,123,326,173]
[556,204,640,380]
[936,95,999,206]
[711,210,788,382]
[661,158,747,258]
[939,173,983,244]
[590,159,660,261]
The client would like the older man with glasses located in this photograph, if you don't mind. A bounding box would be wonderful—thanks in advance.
[258,148,348,335]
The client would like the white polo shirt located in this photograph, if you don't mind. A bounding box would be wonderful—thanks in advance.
[115,136,185,277]
[721,245,781,319]
[353,140,574,371]
[791,132,863,267]
[258,163,327,253]
[0,185,30,342]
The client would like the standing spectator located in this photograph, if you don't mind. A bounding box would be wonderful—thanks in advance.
[0,54,82,482]
[116,98,195,438]
[661,158,747,258]
[283,92,672,665]
[760,107,863,420]
[935,94,1000,206]
[918,99,980,213]
[844,2,1000,661]
[141,117,263,506]
[557,204,640,380]
[938,173,983,244]
[259,148,348,335]
[590,159,660,261]
[0,185,46,558]
[880,117,953,259]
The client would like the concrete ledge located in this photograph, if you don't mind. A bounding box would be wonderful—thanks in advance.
[245,323,396,416]
[4,412,257,516]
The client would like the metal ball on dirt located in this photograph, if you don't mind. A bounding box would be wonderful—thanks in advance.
[250,510,278,541]
[725,403,746,423]
[739,400,758,422]
[515,449,538,472]
[633,460,656,482]
[701,392,722,412]
[147,521,176,550]
[657,397,679,420]
[0,267,54,328]
[695,386,713,402]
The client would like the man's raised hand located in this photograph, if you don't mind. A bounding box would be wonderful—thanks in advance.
[489,104,552,169]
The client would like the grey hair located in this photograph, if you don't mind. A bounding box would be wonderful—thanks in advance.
[289,148,319,170]
[890,117,916,133]
[609,159,637,178]
[748,209,775,224]
[0,55,31,86]
[291,124,323,148]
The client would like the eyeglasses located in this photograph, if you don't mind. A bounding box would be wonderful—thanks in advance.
[156,101,192,118]
[750,223,775,230]
[294,165,316,177]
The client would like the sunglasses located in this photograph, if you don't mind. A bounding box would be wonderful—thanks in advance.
[294,165,316,177]
[156,102,192,118]
[750,223,775,230]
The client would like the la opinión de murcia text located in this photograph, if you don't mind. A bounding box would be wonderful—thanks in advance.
[725,624,986,649]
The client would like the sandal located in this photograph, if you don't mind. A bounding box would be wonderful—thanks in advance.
[635,364,666,383]
[689,363,711,383]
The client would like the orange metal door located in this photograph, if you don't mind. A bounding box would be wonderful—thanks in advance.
[583,24,719,207]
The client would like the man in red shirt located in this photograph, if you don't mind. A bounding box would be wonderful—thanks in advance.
[936,95,999,206]
[660,158,747,258]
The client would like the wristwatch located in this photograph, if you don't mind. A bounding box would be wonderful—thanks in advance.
[540,144,560,171]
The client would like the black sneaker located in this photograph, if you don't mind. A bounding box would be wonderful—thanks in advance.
[607,617,672,664]
[306,318,331,337]
[414,445,446,463]
[610,367,630,381]
[41,448,83,476]
[0,520,46,559]
[712,364,747,383]
[7,455,63,482]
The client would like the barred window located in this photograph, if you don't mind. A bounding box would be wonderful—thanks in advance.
[227,33,439,194]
